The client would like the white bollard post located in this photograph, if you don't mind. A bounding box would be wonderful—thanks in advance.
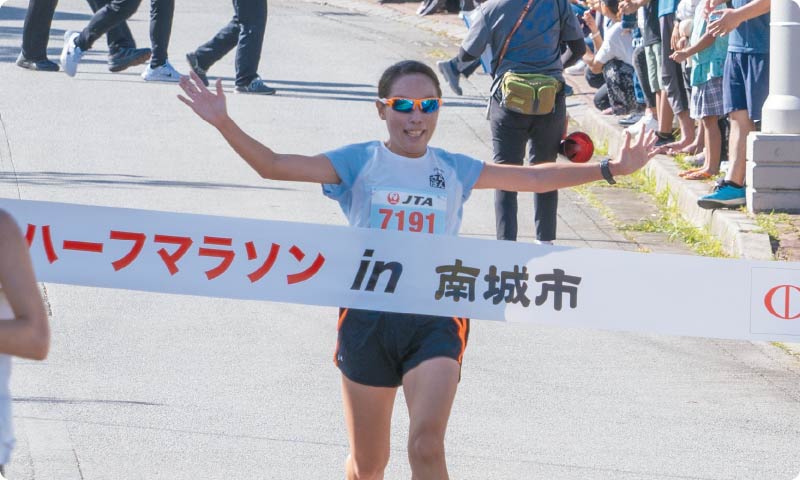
[747,0,800,212]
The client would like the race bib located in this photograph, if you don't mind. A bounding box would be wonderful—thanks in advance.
[369,188,447,234]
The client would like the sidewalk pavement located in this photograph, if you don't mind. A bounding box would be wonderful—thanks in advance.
[319,0,800,262]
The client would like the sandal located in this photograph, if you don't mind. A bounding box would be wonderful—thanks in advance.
[683,170,714,180]
[678,168,702,177]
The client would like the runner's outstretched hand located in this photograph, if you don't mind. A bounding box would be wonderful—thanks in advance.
[614,129,657,176]
[178,72,228,128]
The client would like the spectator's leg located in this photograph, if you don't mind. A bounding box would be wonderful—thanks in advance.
[85,0,136,54]
[594,83,611,111]
[701,115,721,174]
[585,68,605,89]
[460,59,481,78]
[76,0,143,51]
[726,109,753,186]
[490,97,532,241]
[658,14,694,147]
[193,8,241,72]
[528,93,567,243]
[233,0,268,86]
[149,0,175,67]
[634,45,657,110]
[602,60,637,115]
[725,52,768,186]
[21,0,58,60]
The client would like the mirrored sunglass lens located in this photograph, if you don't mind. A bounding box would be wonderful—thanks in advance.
[391,99,415,112]
[420,99,440,113]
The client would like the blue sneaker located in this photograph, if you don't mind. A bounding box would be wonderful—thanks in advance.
[697,181,746,209]
[563,83,574,97]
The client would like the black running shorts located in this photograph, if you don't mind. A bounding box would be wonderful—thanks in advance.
[334,308,469,388]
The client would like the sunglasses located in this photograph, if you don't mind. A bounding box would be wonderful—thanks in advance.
[379,97,443,114]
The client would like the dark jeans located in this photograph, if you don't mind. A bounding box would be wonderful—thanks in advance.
[192,0,268,86]
[149,0,174,66]
[21,0,137,59]
[452,56,481,78]
[489,92,567,242]
[85,0,137,53]
[76,0,143,52]
[585,68,610,110]
[21,0,57,60]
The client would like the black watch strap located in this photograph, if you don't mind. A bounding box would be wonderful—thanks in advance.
[600,158,616,185]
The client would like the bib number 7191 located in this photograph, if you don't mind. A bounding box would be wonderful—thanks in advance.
[369,188,446,235]
[378,208,436,233]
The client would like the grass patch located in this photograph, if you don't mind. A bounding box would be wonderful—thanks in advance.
[754,211,792,240]
[572,168,729,257]
[771,341,800,360]
[426,48,450,60]
[593,139,609,157]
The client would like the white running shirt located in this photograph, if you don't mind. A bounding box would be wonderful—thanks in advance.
[322,141,484,236]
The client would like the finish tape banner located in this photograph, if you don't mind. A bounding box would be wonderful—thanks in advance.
[2,198,799,342]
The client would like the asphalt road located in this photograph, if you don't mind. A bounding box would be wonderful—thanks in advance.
[0,0,799,478]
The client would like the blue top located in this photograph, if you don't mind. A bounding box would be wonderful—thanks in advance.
[728,0,770,53]
[461,0,584,84]
[658,0,678,17]
[690,5,729,85]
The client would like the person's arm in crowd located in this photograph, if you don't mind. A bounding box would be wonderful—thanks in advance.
[475,129,656,191]
[670,31,716,62]
[0,210,49,361]
[707,0,770,36]
[178,73,340,184]
[563,38,587,68]
[619,0,649,15]
[581,11,605,73]
[703,0,727,16]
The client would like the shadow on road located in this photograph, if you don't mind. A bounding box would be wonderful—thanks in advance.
[0,172,297,192]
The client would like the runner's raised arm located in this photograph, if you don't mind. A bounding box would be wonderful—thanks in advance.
[178,72,340,184]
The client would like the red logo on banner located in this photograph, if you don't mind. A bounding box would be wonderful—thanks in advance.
[387,192,400,205]
[763,285,800,320]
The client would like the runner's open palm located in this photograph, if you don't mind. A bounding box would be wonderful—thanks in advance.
[178,72,228,128]
[617,129,656,175]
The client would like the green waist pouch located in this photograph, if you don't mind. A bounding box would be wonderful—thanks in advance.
[499,72,562,115]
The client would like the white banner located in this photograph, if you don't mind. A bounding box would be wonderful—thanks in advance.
[2,198,799,342]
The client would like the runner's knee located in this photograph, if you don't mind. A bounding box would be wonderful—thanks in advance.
[407,430,445,468]
[350,451,389,480]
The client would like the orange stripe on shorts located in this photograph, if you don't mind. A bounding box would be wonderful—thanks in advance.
[452,317,468,363]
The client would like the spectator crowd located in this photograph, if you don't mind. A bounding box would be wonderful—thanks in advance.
[563,0,771,209]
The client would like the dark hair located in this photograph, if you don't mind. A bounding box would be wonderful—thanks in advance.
[378,60,442,98]
[603,0,620,16]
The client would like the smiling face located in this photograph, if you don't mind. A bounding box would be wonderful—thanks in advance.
[376,73,440,158]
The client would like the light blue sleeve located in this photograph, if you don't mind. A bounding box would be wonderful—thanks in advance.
[320,141,377,206]
[435,148,485,202]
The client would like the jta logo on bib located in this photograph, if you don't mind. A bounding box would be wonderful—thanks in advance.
[371,188,447,234]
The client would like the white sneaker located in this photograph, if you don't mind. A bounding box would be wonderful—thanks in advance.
[141,61,183,82]
[60,30,83,77]
[627,113,657,135]
[565,60,586,76]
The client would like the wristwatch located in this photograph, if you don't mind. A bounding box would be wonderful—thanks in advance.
[600,158,616,185]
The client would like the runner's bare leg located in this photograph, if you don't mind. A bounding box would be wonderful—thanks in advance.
[403,357,460,480]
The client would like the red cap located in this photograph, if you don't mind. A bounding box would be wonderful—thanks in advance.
[559,132,594,163]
